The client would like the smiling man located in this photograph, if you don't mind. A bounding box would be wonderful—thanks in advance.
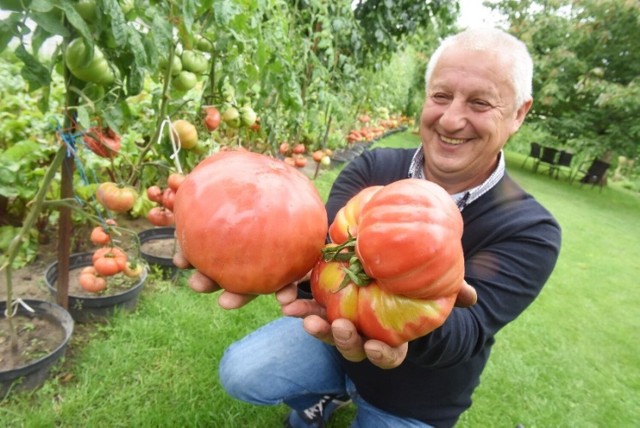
[178,27,562,428]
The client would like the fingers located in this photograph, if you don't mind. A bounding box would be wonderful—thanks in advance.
[330,319,367,362]
[363,340,408,369]
[172,250,191,270]
[275,283,299,306]
[303,314,334,344]
[218,292,257,310]
[455,280,477,308]
[188,271,220,293]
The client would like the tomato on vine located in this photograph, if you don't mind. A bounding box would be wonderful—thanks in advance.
[96,182,138,213]
[92,247,128,276]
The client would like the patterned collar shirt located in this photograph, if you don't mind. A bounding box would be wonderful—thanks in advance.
[407,147,506,211]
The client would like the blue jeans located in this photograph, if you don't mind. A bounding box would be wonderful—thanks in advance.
[219,316,432,428]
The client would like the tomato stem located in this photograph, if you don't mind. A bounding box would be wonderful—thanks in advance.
[322,236,372,290]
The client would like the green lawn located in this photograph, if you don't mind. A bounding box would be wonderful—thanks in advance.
[1,132,638,427]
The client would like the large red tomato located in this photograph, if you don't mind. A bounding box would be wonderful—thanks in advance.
[310,179,465,346]
[173,151,328,294]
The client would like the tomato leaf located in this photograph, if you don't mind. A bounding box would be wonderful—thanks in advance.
[60,2,93,42]
[14,45,51,91]
[30,10,70,37]
[104,0,128,48]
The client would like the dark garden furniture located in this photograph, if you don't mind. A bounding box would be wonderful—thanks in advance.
[552,150,574,180]
[535,146,559,175]
[521,142,542,170]
[570,158,611,191]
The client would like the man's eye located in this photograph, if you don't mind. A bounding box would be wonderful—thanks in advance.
[432,93,450,102]
[471,100,492,110]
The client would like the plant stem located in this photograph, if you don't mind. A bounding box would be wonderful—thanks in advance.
[1,145,66,353]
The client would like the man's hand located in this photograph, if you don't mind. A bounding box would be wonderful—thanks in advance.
[302,316,408,369]
[173,249,258,309]
[456,280,477,307]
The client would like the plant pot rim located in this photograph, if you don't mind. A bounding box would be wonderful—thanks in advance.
[0,299,74,380]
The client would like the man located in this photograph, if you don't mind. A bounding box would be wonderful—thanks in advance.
[176,27,561,427]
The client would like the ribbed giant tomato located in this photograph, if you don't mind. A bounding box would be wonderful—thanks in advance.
[173,151,328,294]
[355,179,465,300]
[310,179,465,346]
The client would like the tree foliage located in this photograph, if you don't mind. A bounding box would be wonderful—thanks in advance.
[495,0,640,160]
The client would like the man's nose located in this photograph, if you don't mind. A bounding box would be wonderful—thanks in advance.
[439,99,467,131]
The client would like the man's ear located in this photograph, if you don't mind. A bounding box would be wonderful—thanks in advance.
[512,98,533,133]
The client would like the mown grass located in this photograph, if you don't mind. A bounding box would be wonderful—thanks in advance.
[1,132,638,427]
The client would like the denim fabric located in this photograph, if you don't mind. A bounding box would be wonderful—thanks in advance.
[219,316,432,428]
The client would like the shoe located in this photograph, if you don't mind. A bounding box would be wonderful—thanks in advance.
[284,394,351,428]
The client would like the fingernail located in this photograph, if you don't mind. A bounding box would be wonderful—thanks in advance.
[334,329,351,341]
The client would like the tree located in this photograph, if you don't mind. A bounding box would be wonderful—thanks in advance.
[494,0,640,161]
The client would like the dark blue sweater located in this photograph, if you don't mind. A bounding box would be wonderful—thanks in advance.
[323,148,561,427]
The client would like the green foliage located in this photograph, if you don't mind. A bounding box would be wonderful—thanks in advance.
[497,0,640,162]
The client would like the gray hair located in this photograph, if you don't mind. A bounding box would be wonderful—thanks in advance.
[424,27,533,108]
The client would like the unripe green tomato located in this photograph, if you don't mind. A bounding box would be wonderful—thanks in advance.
[222,107,241,128]
[320,156,331,167]
[65,38,115,85]
[239,106,257,127]
[181,50,209,74]
[195,35,213,52]
[172,71,197,91]
[74,0,97,22]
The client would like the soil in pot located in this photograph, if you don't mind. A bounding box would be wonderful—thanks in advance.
[138,227,179,279]
[0,300,74,397]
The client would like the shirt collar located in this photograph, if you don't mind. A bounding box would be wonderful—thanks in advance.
[407,147,505,211]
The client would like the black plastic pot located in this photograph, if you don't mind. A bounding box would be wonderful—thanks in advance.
[0,299,74,398]
[44,252,147,323]
[137,227,178,279]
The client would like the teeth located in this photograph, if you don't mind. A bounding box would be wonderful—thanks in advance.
[441,136,466,145]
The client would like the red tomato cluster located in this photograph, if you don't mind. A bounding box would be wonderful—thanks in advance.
[145,172,185,227]
[80,219,144,293]
[311,179,465,346]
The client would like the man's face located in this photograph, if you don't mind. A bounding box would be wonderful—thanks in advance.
[419,47,531,193]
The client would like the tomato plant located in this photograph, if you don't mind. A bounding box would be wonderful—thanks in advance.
[310,179,465,346]
[173,150,328,294]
